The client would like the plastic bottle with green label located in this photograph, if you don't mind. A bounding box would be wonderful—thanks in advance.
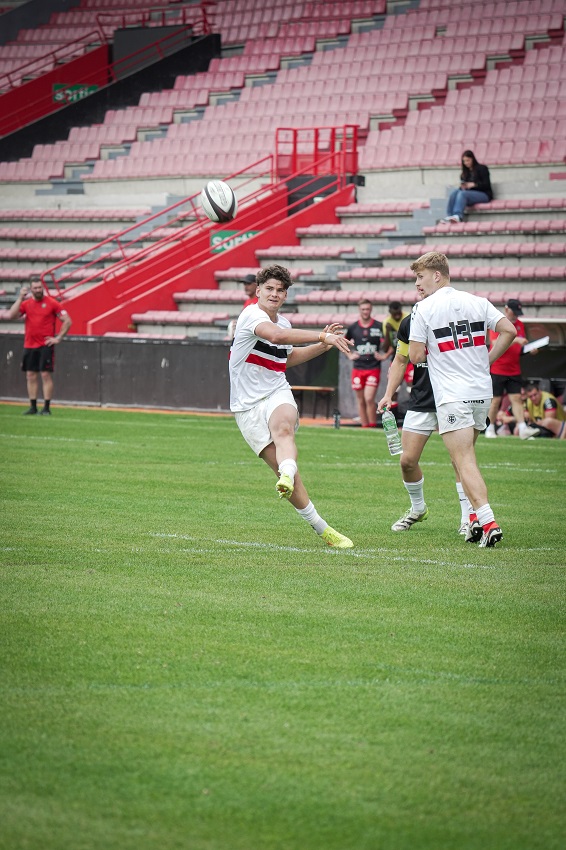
[382,409,403,456]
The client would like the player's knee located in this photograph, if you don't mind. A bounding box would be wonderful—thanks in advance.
[271,421,295,440]
[400,454,418,474]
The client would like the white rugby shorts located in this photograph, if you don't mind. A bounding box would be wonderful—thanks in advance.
[402,409,439,435]
[437,398,491,435]
[234,388,298,455]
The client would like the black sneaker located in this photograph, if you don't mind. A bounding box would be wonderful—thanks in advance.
[23,407,37,415]
[39,408,51,415]
[465,519,483,543]
[478,525,503,548]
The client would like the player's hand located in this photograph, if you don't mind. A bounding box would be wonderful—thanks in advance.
[45,336,58,346]
[377,396,391,413]
[324,322,344,335]
[326,333,354,355]
[19,285,29,298]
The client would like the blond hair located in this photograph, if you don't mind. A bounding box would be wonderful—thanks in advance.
[410,251,450,278]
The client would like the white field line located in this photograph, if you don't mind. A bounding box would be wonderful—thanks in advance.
[148,532,494,568]
[0,432,117,445]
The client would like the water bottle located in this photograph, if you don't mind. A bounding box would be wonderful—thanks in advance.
[382,408,403,456]
[333,408,341,429]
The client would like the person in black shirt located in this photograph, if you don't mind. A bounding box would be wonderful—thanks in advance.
[377,307,471,534]
[345,299,388,427]
[442,150,493,223]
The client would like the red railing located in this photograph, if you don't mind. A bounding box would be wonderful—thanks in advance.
[0,30,105,92]
[42,155,276,299]
[41,127,355,333]
[0,20,208,137]
[42,124,358,302]
[0,1,212,95]
[96,4,213,38]
[275,125,359,177]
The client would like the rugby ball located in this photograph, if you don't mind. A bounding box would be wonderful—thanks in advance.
[200,180,238,223]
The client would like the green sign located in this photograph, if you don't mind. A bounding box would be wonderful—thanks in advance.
[53,84,99,104]
[211,230,258,253]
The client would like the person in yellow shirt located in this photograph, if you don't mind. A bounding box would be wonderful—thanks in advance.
[382,301,409,358]
[524,382,566,439]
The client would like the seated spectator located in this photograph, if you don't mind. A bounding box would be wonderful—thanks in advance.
[494,389,527,436]
[524,381,566,439]
[441,150,493,223]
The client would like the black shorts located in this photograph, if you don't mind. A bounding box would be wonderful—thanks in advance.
[534,425,556,439]
[491,373,522,397]
[22,346,54,373]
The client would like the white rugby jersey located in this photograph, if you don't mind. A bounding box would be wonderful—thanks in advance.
[229,303,293,412]
[409,287,504,405]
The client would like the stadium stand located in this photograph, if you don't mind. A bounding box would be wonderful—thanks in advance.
[0,0,563,183]
[0,0,564,345]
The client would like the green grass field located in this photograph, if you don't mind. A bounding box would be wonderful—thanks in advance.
[1,402,565,850]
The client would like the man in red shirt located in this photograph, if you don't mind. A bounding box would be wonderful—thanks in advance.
[8,279,72,415]
[486,298,539,439]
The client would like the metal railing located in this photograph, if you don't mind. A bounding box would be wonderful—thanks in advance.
[1,21,208,137]
[41,125,359,302]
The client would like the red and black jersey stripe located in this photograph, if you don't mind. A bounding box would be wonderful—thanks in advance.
[245,339,288,372]
[433,320,486,352]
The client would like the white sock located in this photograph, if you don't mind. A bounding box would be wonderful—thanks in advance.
[455,482,471,523]
[278,458,297,482]
[476,503,495,528]
[403,477,426,513]
[518,421,530,435]
[296,501,327,535]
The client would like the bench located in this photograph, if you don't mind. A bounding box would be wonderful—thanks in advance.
[291,385,335,419]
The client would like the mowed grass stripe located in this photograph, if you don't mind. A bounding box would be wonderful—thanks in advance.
[0,403,564,850]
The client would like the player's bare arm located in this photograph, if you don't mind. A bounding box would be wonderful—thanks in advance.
[488,317,516,366]
[255,321,353,356]
[377,351,409,412]
[409,341,427,364]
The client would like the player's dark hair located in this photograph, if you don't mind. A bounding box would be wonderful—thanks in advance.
[256,264,293,290]
[389,301,402,311]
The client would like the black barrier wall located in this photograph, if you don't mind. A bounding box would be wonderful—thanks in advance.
[3,333,562,413]
[0,336,231,410]
[0,335,339,412]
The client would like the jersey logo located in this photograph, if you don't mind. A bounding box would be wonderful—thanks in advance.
[245,339,288,372]
[434,320,485,352]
